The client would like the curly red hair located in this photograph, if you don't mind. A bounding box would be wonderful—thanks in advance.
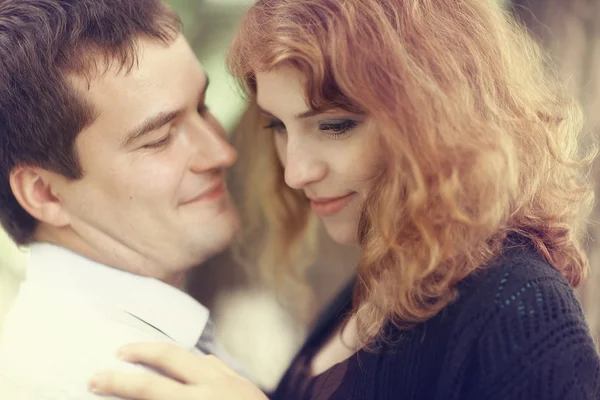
[227,0,594,344]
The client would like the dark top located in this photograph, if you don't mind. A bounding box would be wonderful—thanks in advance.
[272,239,600,400]
[282,346,357,400]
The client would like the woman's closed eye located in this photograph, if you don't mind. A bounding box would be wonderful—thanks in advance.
[264,118,287,135]
[319,119,358,138]
[264,117,359,138]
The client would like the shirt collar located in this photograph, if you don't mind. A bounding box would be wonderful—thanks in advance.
[24,242,210,349]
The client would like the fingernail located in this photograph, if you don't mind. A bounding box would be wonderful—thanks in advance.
[117,345,131,360]
[88,372,106,393]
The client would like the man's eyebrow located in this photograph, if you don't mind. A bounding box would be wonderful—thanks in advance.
[121,110,181,147]
[121,76,210,147]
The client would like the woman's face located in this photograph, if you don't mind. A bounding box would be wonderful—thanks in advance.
[255,66,384,245]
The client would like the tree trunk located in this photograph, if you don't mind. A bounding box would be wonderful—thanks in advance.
[513,0,600,342]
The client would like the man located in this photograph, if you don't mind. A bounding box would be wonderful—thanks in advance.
[0,0,243,397]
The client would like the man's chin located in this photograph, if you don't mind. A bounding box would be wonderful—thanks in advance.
[188,220,239,262]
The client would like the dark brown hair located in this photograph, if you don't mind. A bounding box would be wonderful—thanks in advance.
[0,0,180,244]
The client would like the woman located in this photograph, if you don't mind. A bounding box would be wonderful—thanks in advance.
[89,0,600,398]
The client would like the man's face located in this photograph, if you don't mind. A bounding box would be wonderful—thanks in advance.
[51,35,240,281]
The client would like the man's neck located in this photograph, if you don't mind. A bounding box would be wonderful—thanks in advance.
[34,225,186,288]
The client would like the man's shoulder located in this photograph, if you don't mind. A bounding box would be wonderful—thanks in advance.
[0,283,170,398]
[2,285,169,354]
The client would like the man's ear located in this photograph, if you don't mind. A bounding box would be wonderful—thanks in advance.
[9,166,70,228]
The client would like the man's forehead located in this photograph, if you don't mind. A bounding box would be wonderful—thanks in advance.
[68,35,201,91]
[69,35,206,112]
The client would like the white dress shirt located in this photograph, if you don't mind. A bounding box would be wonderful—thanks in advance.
[0,243,223,399]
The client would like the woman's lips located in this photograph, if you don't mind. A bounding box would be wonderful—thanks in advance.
[309,193,355,217]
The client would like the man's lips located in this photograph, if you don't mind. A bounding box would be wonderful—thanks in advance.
[181,181,226,205]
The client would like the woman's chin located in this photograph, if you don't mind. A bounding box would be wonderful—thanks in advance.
[323,222,359,247]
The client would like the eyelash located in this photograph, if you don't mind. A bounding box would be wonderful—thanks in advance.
[264,120,286,134]
[319,120,358,137]
[144,133,172,149]
[143,105,209,150]
[198,104,210,116]
[264,119,359,138]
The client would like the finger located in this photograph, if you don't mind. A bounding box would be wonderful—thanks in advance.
[118,343,219,384]
[199,354,240,376]
[89,370,194,400]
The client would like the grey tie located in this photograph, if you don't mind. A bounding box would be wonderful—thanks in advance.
[195,317,218,355]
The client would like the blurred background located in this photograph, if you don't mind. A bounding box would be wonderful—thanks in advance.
[1,0,599,391]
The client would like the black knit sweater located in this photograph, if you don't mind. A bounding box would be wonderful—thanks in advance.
[272,241,600,399]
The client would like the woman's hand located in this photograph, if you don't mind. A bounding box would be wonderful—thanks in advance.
[88,343,268,400]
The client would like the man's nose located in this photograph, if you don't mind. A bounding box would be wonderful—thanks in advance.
[188,118,237,173]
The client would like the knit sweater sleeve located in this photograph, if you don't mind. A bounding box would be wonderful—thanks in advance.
[464,260,600,400]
